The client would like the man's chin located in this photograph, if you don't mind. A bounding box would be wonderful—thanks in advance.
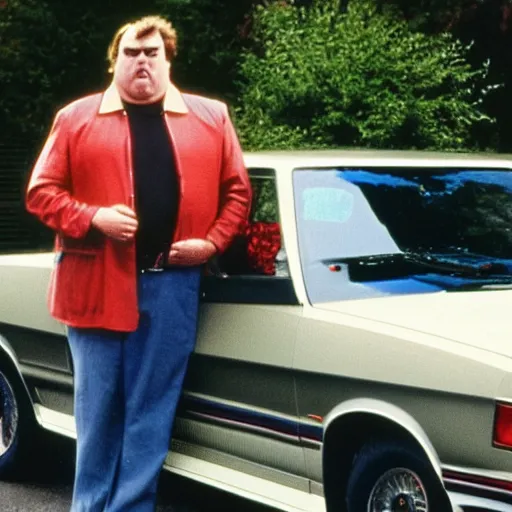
[117,82,166,104]
[126,88,158,104]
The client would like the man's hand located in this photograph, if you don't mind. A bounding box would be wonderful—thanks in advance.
[91,204,138,242]
[168,239,217,266]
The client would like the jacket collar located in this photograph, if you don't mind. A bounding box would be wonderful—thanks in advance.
[98,82,188,114]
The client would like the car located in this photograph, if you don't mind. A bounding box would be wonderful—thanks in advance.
[0,149,512,512]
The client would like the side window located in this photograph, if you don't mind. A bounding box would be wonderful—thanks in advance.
[202,168,297,305]
[217,168,289,278]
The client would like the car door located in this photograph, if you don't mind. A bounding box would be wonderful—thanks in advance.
[173,167,308,489]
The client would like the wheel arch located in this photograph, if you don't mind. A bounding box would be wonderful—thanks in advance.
[322,398,446,512]
[0,334,35,412]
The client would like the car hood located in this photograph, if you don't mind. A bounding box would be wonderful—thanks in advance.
[316,289,512,357]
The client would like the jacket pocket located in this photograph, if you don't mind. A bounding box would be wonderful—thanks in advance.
[56,250,104,317]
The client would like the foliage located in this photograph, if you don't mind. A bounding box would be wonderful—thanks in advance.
[0,0,68,138]
[235,0,497,151]
[0,0,502,151]
[155,0,260,100]
[0,0,129,140]
[377,0,512,33]
[252,178,278,222]
[0,0,261,141]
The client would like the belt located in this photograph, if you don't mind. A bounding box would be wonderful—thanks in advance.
[138,251,166,274]
[139,267,165,274]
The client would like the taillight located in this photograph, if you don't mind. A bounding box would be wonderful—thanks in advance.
[494,402,512,448]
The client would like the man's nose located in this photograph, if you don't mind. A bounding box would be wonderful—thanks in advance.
[136,52,148,64]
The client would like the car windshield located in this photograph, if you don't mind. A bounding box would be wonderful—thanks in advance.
[293,166,512,303]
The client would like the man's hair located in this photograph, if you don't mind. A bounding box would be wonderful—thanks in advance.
[107,15,178,72]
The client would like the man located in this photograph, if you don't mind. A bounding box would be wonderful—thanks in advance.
[26,15,251,512]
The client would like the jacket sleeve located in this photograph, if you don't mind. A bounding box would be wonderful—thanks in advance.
[26,109,99,239]
[206,104,252,254]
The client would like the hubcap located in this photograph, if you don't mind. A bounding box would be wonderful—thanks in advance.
[368,468,428,512]
[0,372,18,456]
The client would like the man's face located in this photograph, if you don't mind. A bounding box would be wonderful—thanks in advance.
[113,27,170,104]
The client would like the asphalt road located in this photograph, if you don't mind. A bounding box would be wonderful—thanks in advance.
[0,430,279,512]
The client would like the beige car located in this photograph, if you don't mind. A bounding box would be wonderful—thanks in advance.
[0,150,511,512]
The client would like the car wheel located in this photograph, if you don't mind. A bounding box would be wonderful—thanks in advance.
[0,368,31,479]
[346,441,450,512]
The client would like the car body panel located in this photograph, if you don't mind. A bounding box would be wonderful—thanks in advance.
[317,291,512,357]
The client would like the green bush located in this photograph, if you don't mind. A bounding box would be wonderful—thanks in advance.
[156,0,260,101]
[235,0,497,150]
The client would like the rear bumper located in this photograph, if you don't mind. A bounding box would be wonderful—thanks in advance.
[444,466,512,511]
[449,491,512,511]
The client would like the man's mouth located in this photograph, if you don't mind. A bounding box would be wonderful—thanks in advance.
[135,69,149,79]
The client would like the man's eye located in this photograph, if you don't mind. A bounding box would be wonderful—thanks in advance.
[146,49,158,57]
[124,49,140,57]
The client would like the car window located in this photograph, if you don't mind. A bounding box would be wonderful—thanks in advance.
[294,167,512,303]
[203,168,298,305]
[217,168,289,278]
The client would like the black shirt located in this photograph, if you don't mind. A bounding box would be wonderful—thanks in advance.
[123,100,179,270]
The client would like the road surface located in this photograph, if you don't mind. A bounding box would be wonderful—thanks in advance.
[0,430,279,511]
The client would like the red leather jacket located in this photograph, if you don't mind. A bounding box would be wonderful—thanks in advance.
[26,84,251,331]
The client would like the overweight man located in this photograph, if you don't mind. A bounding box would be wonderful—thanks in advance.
[26,15,251,512]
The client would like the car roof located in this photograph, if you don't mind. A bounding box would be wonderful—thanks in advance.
[243,149,512,170]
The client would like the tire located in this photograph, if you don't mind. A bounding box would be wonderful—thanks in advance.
[0,366,33,480]
[346,441,452,512]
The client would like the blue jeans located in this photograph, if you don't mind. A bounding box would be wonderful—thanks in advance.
[67,267,201,512]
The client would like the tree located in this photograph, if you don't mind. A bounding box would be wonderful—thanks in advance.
[235,0,497,151]
[155,0,261,101]
[377,0,512,150]
[0,0,165,141]
[0,0,72,139]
